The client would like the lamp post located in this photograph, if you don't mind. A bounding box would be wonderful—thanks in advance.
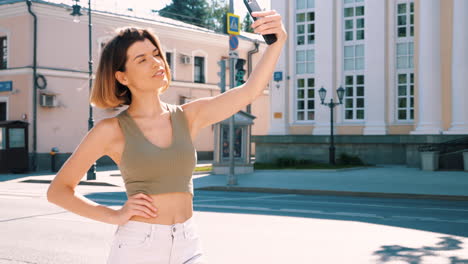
[70,0,96,180]
[318,86,345,165]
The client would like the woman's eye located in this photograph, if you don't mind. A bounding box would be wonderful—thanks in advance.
[139,53,159,63]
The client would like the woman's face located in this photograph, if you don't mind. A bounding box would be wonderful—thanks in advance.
[116,38,168,94]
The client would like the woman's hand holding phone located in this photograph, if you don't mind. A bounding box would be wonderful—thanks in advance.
[250,10,287,45]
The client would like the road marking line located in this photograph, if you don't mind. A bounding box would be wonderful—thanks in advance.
[258,199,468,212]
[194,204,468,224]
[195,194,298,203]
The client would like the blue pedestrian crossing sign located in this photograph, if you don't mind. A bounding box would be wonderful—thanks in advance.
[227,13,240,35]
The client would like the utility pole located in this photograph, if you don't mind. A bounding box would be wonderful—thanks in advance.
[227,0,237,185]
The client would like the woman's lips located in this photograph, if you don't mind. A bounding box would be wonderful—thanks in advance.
[153,70,165,78]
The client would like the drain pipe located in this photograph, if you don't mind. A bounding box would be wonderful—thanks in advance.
[247,40,259,114]
[247,40,259,164]
[26,0,38,171]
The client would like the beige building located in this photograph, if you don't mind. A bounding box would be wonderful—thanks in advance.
[252,0,467,168]
[0,0,270,170]
[270,0,467,135]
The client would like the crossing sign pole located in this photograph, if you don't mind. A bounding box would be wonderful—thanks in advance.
[227,0,237,186]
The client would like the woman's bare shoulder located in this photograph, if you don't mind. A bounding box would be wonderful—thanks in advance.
[92,115,124,142]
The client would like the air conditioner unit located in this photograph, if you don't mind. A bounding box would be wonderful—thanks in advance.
[180,55,191,64]
[179,96,194,105]
[183,97,193,104]
[39,93,58,107]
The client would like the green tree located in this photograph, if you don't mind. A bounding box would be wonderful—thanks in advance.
[242,13,254,33]
[159,0,210,28]
[206,0,229,32]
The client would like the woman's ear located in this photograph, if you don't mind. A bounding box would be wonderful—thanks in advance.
[115,71,128,86]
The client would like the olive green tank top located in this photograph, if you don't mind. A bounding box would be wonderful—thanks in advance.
[116,103,197,197]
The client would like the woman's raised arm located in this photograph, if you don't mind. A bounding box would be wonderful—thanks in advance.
[181,9,287,131]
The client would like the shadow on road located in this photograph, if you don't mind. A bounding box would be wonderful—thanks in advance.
[373,236,468,264]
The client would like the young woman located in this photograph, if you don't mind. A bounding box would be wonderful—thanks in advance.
[47,9,287,264]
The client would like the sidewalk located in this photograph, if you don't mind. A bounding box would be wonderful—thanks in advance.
[2,162,468,201]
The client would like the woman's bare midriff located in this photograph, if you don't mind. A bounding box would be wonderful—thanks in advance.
[129,192,193,225]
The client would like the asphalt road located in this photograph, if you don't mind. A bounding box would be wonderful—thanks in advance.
[0,182,467,263]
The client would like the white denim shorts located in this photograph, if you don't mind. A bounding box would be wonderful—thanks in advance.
[107,216,205,264]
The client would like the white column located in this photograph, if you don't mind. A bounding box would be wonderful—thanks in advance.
[444,0,468,134]
[411,0,443,134]
[268,0,288,135]
[313,0,335,135]
[363,0,387,135]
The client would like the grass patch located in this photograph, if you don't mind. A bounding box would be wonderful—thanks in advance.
[194,165,212,172]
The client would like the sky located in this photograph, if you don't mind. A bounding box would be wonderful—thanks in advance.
[149,0,271,21]
[54,0,271,25]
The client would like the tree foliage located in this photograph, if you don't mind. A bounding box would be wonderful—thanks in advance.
[159,0,254,34]
[206,0,229,33]
[159,0,210,28]
[242,13,254,33]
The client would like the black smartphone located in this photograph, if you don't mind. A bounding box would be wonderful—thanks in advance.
[243,0,278,45]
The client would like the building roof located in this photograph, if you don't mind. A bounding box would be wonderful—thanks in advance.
[0,0,264,42]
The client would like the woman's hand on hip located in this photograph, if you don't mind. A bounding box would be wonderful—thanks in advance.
[112,193,158,225]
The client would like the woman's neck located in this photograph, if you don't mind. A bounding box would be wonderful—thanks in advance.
[126,90,167,118]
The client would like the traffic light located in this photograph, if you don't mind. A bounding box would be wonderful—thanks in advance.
[217,59,226,93]
[235,58,246,86]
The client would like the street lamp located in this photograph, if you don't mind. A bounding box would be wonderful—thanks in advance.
[70,1,83,23]
[318,86,345,165]
[70,0,96,180]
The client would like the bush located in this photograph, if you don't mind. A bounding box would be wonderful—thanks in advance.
[337,153,364,165]
[275,157,295,167]
[275,157,314,167]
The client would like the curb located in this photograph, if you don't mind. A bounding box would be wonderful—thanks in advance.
[195,186,468,201]
[254,167,372,173]
[20,179,119,187]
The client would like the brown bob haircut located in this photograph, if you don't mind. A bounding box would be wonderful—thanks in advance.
[90,27,172,109]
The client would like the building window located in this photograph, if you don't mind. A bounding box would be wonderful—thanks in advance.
[0,36,7,69]
[296,78,315,121]
[344,0,365,42]
[194,56,205,83]
[397,1,414,38]
[296,0,315,46]
[296,49,314,74]
[344,44,364,71]
[0,101,6,121]
[166,52,174,80]
[343,0,365,121]
[296,0,315,10]
[0,128,4,150]
[396,0,414,121]
[295,0,315,122]
[396,42,414,69]
[344,75,365,120]
[296,11,315,46]
[221,125,243,159]
[397,73,414,121]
